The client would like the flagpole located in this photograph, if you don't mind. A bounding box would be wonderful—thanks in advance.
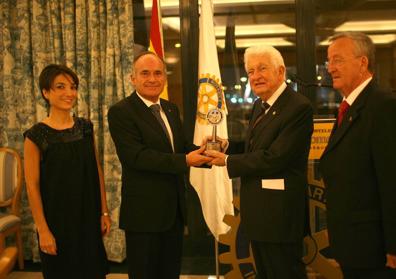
[215,238,220,279]
[191,1,234,276]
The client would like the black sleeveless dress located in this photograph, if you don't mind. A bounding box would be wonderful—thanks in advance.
[24,117,108,279]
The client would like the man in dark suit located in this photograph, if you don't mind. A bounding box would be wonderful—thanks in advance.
[320,32,396,278]
[108,51,211,279]
[207,45,313,279]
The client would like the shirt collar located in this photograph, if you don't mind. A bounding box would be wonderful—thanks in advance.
[344,77,372,106]
[135,91,161,108]
[265,82,286,107]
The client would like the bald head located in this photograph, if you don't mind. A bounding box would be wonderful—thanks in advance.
[132,51,167,76]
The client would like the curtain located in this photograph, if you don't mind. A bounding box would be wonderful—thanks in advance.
[0,0,134,262]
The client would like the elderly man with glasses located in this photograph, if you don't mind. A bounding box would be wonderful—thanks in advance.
[320,32,396,279]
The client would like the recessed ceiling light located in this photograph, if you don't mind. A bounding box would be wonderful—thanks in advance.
[217,37,294,48]
[162,17,295,38]
[215,24,295,37]
[335,20,396,32]
[165,56,179,64]
[144,0,293,9]
[320,34,396,45]
[162,17,180,31]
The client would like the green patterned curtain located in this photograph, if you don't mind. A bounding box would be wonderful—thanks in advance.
[0,0,134,262]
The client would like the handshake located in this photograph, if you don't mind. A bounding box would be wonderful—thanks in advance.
[186,136,229,167]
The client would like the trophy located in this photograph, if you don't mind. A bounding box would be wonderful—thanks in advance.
[205,108,223,151]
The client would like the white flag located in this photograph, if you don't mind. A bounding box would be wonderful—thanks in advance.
[190,0,234,240]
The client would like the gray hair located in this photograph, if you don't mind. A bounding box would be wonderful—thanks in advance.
[244,45,286,78]
[330,32,375,73]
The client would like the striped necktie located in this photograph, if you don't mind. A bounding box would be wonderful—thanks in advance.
[252,102,271,128]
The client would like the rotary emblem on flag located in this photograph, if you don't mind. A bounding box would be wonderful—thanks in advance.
[197,74,225,124]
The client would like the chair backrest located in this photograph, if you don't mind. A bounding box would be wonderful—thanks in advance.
[0,147,23,216]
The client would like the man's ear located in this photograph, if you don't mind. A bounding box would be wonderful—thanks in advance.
[361,56,369,70]
[279,65,286,79]
[130,74,136,86]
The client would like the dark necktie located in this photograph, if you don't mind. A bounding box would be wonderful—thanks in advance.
[150,104,172,144]
[337,100,350,127]
[249,102,270,150]
[252,102,271,128]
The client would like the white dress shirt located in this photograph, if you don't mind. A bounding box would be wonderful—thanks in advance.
[135,92,175,151]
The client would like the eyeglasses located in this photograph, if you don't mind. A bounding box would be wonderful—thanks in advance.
[325,56,362,69]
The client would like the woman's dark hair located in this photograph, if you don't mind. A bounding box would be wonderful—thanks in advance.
[39,64,79,105]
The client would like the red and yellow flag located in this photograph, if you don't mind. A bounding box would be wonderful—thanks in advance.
[149,0,168,100]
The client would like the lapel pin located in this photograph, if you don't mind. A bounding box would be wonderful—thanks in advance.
[272,111,277,115]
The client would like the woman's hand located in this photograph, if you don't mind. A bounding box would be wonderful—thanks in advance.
[101,215,111,236]
[38,229,57,255]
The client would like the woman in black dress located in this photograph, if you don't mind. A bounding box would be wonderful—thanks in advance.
[23,64,110,279]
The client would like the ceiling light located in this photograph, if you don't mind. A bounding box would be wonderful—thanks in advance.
[320,34,396,45]
[162,17,295,39]
[165,56,179,64]
[144,0,293,9]
[162,17,180,31]
[217,37,294,48]
[368,34,396,44]
[335,20,396,32]
[215,24,295,37]
[144,0,178,8]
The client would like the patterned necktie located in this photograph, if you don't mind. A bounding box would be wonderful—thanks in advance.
[249,102,271,150]
[150,104,171,144]
[252,102,271,128]
[337,100,350,127]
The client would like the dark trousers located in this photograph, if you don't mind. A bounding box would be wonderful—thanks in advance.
[251,240,307,279]
[125,213,183,279]
[341,266,396,279]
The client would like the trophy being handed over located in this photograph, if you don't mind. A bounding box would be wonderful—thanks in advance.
[205,108,223,151]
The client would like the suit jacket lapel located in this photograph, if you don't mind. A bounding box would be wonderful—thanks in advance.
[245,87,291,151]
[322,83,372,156]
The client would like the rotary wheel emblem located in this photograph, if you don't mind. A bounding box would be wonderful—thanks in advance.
[217,162,343,278]
[218,198,256,278]
[304,162,343,278]
[197,74,225,124]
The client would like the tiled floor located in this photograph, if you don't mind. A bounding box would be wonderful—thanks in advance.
[8,272,325,278]
[7,233,325,278]
[8,273,223,279]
